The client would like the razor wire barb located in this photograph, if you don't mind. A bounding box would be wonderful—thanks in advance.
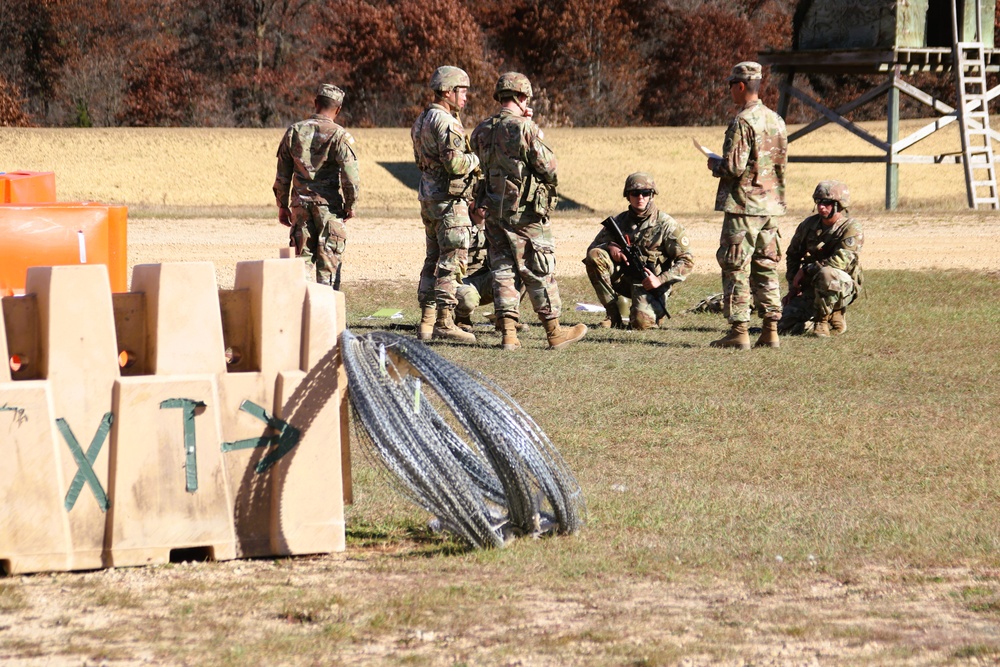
[341,330,586,549]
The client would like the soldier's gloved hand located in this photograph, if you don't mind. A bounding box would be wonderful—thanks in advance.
[278,207,292,227]
[608,243,628,265]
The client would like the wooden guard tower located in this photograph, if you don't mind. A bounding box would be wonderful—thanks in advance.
[759,0,1000,210]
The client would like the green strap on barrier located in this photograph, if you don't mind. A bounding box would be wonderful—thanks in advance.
[220,400,300,474]
[58,412,113,512]
[160,398,206,493]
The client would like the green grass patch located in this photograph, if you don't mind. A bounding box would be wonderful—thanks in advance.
[342,270,1000,571]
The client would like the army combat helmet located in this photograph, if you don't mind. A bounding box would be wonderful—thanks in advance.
[493,72,533,101]
[623,172,658,197]
[430,66,470,93]
[812,180,850,211]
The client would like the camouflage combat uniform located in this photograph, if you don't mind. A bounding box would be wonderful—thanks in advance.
[779,212,864,332]
[471,109,561,322]
[273,110,359,290]
[411,103,480,310]
[713,99,787,324]
[584,203,694,329]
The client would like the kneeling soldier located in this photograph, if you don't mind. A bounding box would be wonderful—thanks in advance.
[779,180,864,336]
[583,173,694,330]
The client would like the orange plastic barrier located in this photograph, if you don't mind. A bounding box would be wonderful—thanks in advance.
[0,172,56,203]
[0,203,128,295]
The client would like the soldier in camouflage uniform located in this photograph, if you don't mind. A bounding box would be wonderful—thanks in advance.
[779,180,863,337]
[583,173,694,330]
[273,84,359,290]
[471,72,587,351]
[411,66,481,344]
[454,208,527,330]
[706,61,787,350]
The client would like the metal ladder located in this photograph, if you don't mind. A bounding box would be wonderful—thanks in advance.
[953,41,999,209]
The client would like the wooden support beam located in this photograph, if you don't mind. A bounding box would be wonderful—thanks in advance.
[785,79,894,142]
[782,85,889,151]
[886,68,900,210]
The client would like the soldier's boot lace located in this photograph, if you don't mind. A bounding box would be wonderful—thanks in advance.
[455,312,474,332]
[497,316,521,351]
[432,308,476,344]
[417,305,436,341]
[542,318,587,350]
[830,309,847,335]
[812,314,832,338]
[710,321,750,350]
[754,318,780,349]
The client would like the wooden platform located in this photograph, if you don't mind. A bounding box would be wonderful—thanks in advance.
[759,48,1000,74]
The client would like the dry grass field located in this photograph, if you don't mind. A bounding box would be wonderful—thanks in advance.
[0,120,984,213]
[1,125,1000,666]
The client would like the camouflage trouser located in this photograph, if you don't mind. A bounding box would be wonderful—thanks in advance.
[717,213,782,324]
[291,203,347,290]
[583,246,669,329]
[486,211,561,321]
[417,199,471,310]
[779,266,859,333]
[456,265,525,319]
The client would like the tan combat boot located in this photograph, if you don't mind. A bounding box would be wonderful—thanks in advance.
[830,309,847,335]
[416,305,436,341]
[432,308,476,343]
[542,318,588,350]
[497,316,521,351]
[709,322,750,350]
[455,312,474,332]
[598,306,625,329]
[754,319,780,349]
[812,314,831,338]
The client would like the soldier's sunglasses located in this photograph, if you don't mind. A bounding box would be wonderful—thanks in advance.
[816,199,836,206]
[628,190,654,198]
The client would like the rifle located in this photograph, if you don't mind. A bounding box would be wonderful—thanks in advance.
[782,249,814,305]
[603,216,652,284]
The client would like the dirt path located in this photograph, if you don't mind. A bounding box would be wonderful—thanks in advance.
[129,212,1000,289]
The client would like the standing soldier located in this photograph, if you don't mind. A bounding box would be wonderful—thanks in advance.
[583,173,694,330]
[779,180,863,336]
[471,72,587,351]
[412,66,481,343]
[706,61,787,350]
[273,84,359,290]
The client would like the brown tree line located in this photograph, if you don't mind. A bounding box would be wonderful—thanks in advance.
[1,0,967,129]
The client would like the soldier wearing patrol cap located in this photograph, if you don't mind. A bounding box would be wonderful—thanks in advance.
[779,180,864,337]
[583,173,694,330]
[706,60,788,350]
[411,65,481,344]
[273,83,359,290]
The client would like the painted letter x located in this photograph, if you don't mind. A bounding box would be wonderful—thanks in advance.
[57,412,113,512]
[220,400,300,474]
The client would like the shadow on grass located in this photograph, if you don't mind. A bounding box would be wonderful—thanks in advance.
[347,523,471,558]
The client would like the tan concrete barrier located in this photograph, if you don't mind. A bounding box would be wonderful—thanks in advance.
[0,260,349,574]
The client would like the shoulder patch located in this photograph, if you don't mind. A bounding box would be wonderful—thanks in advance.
[680,236,689,247]
[345,132,355,146]
[538,129,545,141]
[845,236,855,247]
[450,132,463,150]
